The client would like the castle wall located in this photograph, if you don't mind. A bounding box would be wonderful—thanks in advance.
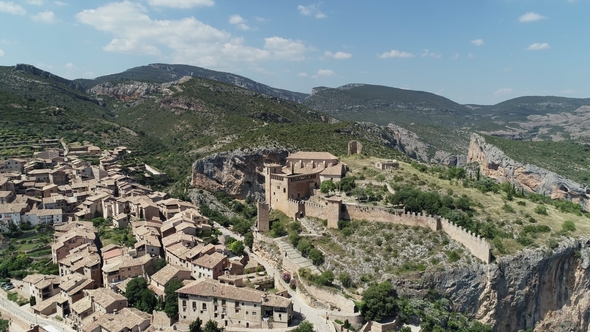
[440,218,492,263]
[343,205,440,231]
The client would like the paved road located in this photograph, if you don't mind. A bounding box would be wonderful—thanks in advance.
[0,291,75,332]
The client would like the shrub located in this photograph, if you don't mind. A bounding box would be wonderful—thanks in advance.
[562,220,576,232]
[535,205,548,215]
[282,272,291,283]
[502,204,515,213]
[446,250,460,262]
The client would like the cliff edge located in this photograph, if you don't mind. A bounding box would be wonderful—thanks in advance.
[467,133,590,211]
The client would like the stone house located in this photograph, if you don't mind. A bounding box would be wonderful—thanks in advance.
[176,279,292,329]
[0,190,15,204]
[22,274,61,304]
[23,208,63,226]
[27,169,52,183]
[2,158,26,173]
[58,244,102,288]
[148,264,192,299]
[51,230,96,264]
[191,252,228,280]
[81,307,151,332]
[375,160,399,170]
[102,254,154,288]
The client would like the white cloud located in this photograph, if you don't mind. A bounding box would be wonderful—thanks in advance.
[297,72,308,77]
[147,0,214,8]
[27,0,43,5]
[297,4,326,18]
[76,2,308,67]
[471,39,484,46]
[0,49,4,57]
[519,12,546,23]
[378,49,414,59]
[263,36,307,61]
[526,42,550,51]
[420,49,441,58]
[65,62,77,70]
[229,14,249,30]
[54,1,66,5]
[503,67,512,72]
[317,69,334,76]
[30,10,56,23]
[0,1,26,15]
[452,53,459,60]
[468,53,474,58]
[324,51,352,60]
[494,88,512,97]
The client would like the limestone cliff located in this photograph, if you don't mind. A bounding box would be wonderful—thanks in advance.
[342,122,466,166]
[191,147,289,201]
[468,133,590,210]
[393,238,590,331]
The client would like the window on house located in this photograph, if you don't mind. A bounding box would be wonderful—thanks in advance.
[202,303,207,309]
[192,302,196,311]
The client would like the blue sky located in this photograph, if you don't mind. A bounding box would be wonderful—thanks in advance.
[0,0,588,105]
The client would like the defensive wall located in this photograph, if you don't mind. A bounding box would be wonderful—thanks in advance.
[440,218,492,263]
[272,198,491,263]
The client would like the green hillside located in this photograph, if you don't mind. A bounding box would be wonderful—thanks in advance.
[303,84,475,127]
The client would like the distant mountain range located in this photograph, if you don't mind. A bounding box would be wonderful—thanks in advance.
[3,62,590,185]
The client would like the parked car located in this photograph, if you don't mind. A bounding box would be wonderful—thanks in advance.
[2,283,14,290]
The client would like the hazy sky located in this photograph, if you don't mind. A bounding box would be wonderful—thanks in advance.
[0,0,588,104]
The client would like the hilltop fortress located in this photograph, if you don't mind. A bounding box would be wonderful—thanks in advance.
[258,152,492,263]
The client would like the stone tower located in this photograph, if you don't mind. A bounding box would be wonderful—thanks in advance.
[348,140,363,155]
[257,202,270,232]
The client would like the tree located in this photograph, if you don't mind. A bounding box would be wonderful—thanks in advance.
[244,232,254,250]
[203,320,223,332]
[154,258,167,272]
[292,321,314,332]
[125,278,157,313]
[320,179,336,194]
[229,240,245,256]
[189,317,203,332]
[297,238,313,256]
[164,278,184,318]
[308,248,324,266]
[29,296,36,306]
[361,281,397,322]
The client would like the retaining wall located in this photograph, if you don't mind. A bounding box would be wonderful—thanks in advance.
[296,277,357,313]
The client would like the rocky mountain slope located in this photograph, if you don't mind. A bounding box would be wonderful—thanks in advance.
[468,133,590,210]
[76,63,308,102]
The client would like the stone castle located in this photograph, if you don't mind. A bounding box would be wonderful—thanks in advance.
[257,151,492,263]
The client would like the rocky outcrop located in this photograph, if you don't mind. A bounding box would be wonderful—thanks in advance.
[468,133,590,210]
[89,81,172,102]
[191,147,289,201]
[393,238,590,331]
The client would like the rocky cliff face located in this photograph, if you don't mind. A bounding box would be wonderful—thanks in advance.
[468,133,590,210]
[393,239,590,331]
[89,80,174,102]
[191,147,289,201]
[342,122,466,166]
